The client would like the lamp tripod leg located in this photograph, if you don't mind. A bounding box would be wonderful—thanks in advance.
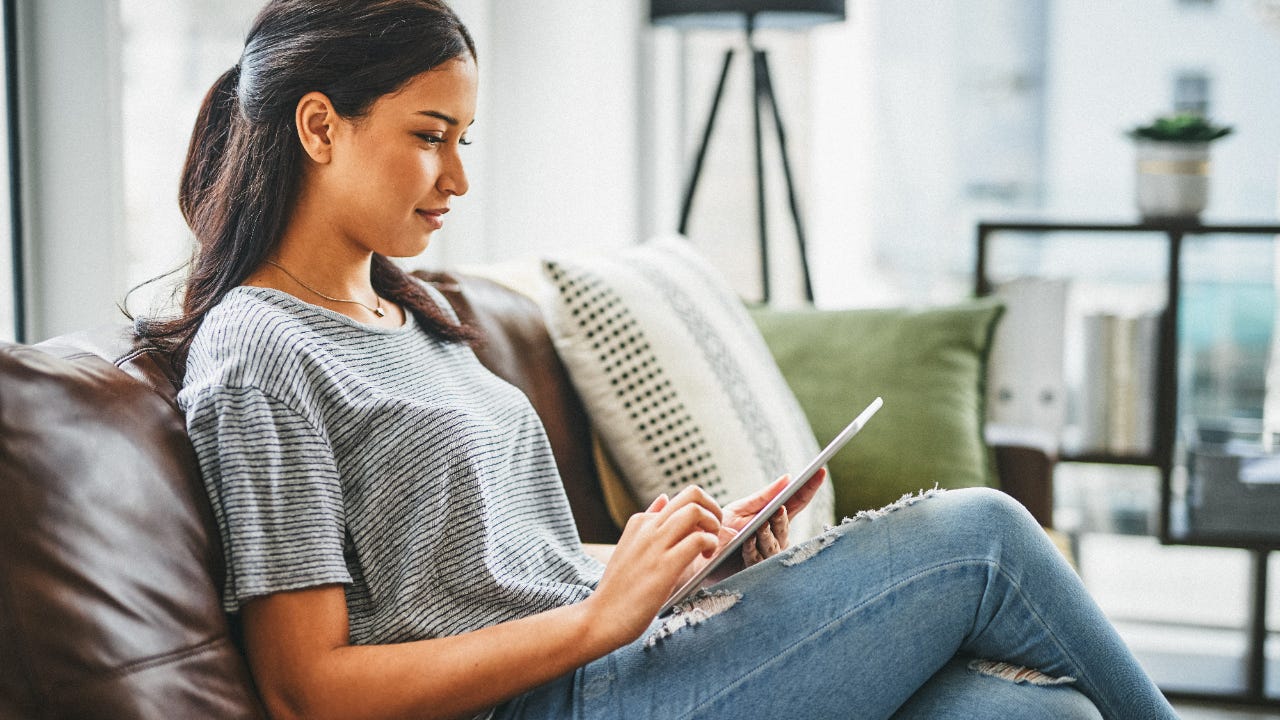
[677,48,735,237]
[756,50,815,304]
[677,34,815,305]
[751,46,770,303]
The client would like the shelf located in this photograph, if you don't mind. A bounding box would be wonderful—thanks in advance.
[975,219,1280,546]
[977,218,1280,706]
[1060,452,1161,467]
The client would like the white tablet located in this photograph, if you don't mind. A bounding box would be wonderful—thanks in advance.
[660,396,883,615]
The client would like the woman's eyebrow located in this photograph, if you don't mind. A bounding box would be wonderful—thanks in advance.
[415,110,475,126]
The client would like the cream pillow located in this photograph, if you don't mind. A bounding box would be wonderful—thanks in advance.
[540,236,834,541]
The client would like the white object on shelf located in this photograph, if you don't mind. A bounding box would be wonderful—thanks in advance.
[986,277,1069,441]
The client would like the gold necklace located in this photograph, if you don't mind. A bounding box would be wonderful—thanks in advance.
[265,259,386,318]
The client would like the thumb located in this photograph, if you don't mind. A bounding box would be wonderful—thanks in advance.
[646,493,670,512]
[738,475,792,513]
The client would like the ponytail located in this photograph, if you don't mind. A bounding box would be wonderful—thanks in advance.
[133,0,479,376]
[178,65,239,227]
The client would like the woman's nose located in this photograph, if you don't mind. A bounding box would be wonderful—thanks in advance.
[439,151,468,197]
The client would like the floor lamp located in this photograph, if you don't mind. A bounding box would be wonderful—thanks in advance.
[650,0,845,304]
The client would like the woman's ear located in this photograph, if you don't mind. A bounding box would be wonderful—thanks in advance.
[295,91,338,163]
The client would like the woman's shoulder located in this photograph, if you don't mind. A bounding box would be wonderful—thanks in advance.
[182,287,333,394]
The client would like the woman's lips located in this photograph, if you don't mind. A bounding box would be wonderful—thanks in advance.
[416,208,446,230]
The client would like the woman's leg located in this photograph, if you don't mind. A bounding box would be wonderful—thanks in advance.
[496,487,1176,720]
[891,657,1103,720]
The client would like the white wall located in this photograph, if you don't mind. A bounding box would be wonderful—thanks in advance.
[808,3,888,307]
[430,0,648,270]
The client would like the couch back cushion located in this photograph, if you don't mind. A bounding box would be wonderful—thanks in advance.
[0,328,265,719]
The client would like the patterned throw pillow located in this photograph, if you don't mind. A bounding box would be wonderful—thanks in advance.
[541,236,834,541]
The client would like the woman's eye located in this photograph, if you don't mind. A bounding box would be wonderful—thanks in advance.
[415,133,471,147]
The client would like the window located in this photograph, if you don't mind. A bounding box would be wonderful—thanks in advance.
[118,0,261,317]
[0,0,15,343]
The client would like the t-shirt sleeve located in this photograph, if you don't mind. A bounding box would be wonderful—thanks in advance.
[184,384,351,613]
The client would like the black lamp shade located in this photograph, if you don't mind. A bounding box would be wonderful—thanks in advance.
[651,0,845,30]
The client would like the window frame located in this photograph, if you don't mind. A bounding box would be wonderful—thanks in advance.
[2,0,22,343]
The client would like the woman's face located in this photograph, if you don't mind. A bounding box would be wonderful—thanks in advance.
[323,56,477,258]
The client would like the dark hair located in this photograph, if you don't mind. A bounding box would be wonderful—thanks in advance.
[135,0,478,374]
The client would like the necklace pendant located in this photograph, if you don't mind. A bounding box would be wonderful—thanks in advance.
[373,306,386,318]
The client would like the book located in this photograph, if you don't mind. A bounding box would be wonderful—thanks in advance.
[1077,310,1159,456]
[1078,312,1114,454]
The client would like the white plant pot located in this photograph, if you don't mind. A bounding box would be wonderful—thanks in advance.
[1134,140,1212,220]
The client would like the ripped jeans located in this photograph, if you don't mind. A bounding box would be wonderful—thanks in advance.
[493,487,1179,720]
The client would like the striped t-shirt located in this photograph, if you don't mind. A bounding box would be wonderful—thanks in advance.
[178,285,603,645]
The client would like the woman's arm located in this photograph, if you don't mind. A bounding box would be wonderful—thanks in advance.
[244,486,724,720]
[245,585,606,720]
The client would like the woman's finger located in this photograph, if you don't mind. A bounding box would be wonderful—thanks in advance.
[658,485,723,524]
[742,531,763,566]
[672,527,720,562]
[771,505,789,550]
[783,468,827,516]
[646,493,670,512]
[755,518,782,558]
[732,474,791,516]
[660,503,722,543]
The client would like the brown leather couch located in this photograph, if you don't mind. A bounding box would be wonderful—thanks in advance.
[0,271,1053,719]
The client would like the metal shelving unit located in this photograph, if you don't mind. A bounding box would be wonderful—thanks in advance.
[976,218,1280,707]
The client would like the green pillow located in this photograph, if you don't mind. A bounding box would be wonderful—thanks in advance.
[750,299,1004,517]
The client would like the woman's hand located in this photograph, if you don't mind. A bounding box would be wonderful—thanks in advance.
[721,468,827,567]
[587,486,724,646]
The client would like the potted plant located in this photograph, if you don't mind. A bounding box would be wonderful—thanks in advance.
[1128,113,1233,221]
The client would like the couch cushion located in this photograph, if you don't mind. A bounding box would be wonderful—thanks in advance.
[751,299,1005,517]
[540,236,834,541]
[0,331,264,719]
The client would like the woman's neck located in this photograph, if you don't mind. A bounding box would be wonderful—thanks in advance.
[244,227,403,327]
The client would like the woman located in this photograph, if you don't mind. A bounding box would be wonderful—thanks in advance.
[149,1,1179,718]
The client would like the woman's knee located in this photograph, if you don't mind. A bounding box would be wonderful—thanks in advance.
[938,486,1039,533]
